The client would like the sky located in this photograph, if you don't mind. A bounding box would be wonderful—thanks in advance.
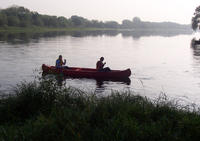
[0,0,199,24]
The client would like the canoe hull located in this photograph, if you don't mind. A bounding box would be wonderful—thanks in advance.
[42,64,131,79]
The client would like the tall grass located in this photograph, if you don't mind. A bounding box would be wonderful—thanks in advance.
[0,78,200,141]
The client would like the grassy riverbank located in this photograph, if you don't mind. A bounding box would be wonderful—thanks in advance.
[0,26,192,34]
[0,78,200,140]
[0,26,118,34]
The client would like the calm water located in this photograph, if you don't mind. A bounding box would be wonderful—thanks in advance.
[0,31,200,104]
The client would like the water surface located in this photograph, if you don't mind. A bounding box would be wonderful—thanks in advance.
[0,30,199,104]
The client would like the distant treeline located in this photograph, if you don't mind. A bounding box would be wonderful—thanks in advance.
[0,6,191,30]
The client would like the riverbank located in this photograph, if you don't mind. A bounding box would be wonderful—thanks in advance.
[0,78,200,140]
[0,26,192,34]
[0,26,119,34]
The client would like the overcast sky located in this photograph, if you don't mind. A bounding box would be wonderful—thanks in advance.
[0,0,199,24]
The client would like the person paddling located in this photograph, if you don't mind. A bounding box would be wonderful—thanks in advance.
[96,57,111,72]
[55,55,68,68]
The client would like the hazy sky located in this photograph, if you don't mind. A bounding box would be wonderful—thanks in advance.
[0,0,199,24]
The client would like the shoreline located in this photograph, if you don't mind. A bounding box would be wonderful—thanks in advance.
[0,26,192,34]
[0,27,120,33]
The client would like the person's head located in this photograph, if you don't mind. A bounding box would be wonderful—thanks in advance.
[100,57,104,61]
[59,55,62,60]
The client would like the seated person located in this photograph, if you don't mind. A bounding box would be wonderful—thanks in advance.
[96,57,111,72]
[55,55,68,68]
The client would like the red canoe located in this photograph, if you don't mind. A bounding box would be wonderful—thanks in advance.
[42,64,131,79]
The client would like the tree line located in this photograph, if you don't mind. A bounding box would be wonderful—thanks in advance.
[0,6,190,30]
[0,6,119,28]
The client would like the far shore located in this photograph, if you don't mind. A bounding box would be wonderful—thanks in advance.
[0,27,121,33]
[0,26,192,34]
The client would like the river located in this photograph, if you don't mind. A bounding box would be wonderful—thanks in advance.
[0,30,199,104]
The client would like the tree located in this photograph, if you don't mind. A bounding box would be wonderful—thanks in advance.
[104,21,119,28]
[90,20,104,28]
[192,5,200,31]
[0,13,7,26]
[32,12,44,26]
[57,16,68,27]
[122,20,133,29]
[17,7,32,27]
[7,16,20,26]
[132,17,141,23]
[70,15,88,27]
[132,17,143,28]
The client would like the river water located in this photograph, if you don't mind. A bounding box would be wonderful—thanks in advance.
[0,30,200,104]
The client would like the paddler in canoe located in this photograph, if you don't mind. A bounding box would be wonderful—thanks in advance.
[55,55,69,69]
[96,57,111,72]
[42,56,131,78]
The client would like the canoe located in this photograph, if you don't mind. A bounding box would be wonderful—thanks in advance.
[42,64,131,79]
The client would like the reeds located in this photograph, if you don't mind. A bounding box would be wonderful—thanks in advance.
[0,78,200,141]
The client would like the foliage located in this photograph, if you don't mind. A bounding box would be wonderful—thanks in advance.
[0,6,118,29]
[0,78,200,140]
[0,6,191,31]
[0,13,7,26]
[121,17,190,30]
[192,5,200,31]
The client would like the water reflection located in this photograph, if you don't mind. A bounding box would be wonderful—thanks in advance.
[190,38,200,80]
[95,78,131,93]
[42,73,131,93]
[0,29,192,44]
[0,30,119,44]
[191,38,200,56]
[121,29,192,39]
[192,46,200,57]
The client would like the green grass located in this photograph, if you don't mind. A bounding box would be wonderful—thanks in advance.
[0,78,200,141]
[0,26,119,34]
